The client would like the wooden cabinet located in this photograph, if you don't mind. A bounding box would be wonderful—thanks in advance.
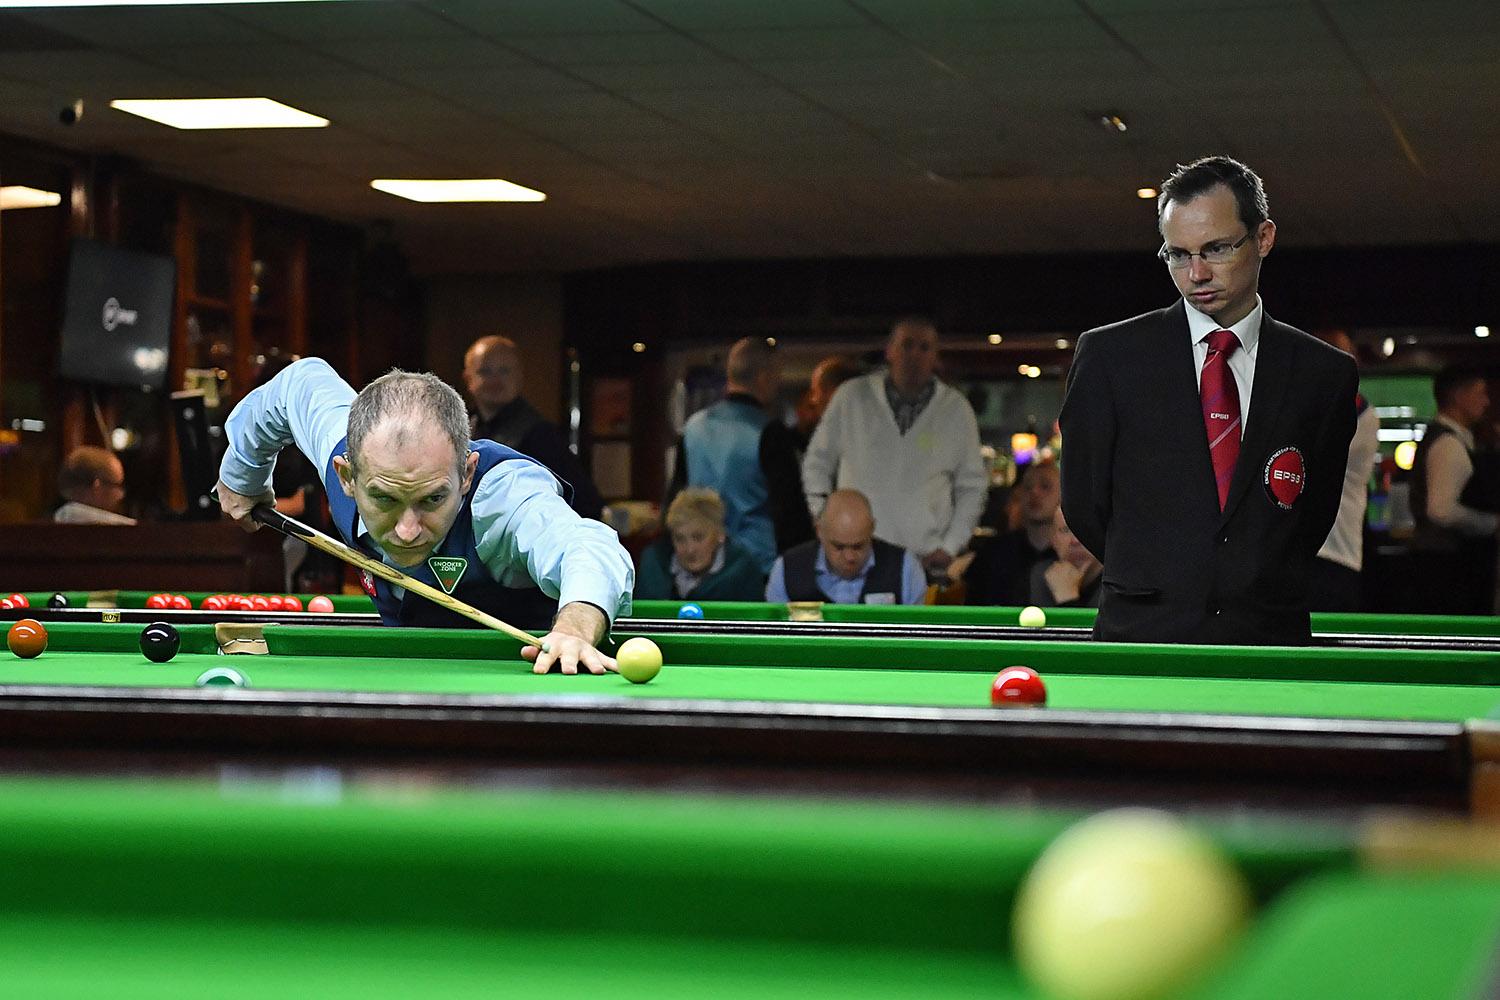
[172,195,309,408]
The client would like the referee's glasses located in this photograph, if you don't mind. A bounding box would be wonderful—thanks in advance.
[1158,231,1253,268]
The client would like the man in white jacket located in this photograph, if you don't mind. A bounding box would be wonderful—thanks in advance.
[801,317,988,579]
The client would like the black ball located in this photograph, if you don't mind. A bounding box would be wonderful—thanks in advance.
[140,621,180,663]
[46,593,69,610]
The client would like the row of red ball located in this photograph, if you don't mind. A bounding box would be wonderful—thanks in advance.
[0,593,32,610]
[147,594,335,613]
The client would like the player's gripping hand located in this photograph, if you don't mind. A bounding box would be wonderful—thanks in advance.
[523,601,619,675]
[215,480,277,532]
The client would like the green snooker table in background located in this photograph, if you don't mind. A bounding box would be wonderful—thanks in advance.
[631,599,1500,639]
[16,592,1500,645]
[2,620,1499,814]
[0,775,1496,1000]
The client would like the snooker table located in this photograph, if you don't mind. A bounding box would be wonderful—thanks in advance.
[12,591,1500,652]
[2,619,1499,814]
[0,774,1497,1000]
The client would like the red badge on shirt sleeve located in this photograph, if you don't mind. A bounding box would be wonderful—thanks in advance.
[1263,446,1305,510]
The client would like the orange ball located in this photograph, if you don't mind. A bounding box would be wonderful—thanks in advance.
[7,618,48,658]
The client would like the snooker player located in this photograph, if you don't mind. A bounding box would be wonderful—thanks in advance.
[215,358,634,674]
[1059,155,1356,645]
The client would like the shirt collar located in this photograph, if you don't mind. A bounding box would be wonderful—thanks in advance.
[1185,295,1263,355]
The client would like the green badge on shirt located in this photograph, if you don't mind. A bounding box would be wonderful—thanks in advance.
[428,556,468,594]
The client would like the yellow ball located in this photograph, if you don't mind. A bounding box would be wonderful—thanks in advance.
[1013,809,1250,1000]
[1019,605,1047,627]
[616,637,662,684]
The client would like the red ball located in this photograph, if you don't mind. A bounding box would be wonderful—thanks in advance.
[307,595,335,613]
[281,595,303,612]
[991,666,1047,706]
[229,595,253,612]
[7,618,47,658]
[145,593,171,609]
[0,598,14,611]
[200,595,226,611]
[249,595,271,611]
[8,593,29,608]
[265,595,287,611]
[170,594,192,610]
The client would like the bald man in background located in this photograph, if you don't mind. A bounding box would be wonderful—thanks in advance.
[463,335,603,521]
[765,488,927,606]
[802,317,987,578]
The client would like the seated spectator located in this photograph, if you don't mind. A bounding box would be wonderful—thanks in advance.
[53,446,136,525]
[634,488,765,602]
[963,462,1060,605]
[766,488,927,605]
[1029,508,1103,608]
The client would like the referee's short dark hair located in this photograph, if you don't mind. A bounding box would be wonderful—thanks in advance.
[1158,155,1270,237]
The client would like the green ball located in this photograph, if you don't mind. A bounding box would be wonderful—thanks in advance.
[1019,605,1047,627]
[1013,808,1250,1000]
[616,637,662,684]
[195,666,249,688]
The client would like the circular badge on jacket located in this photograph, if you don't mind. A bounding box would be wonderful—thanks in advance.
[1263,446,1305,509]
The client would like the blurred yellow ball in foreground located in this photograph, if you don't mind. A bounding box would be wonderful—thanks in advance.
[1013,808,1251,1000]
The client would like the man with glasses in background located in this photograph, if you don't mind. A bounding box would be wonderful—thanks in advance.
[53,446,136,525]
[1059,155,1357,645]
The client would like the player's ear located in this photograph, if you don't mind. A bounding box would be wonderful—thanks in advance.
[460,450,479,493]
[333,455,357,498]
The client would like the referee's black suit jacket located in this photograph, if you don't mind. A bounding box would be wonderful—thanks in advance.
[1059,300,1358,645]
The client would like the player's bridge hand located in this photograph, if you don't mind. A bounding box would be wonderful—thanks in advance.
[523,633,619,676]
[213,481,277,533]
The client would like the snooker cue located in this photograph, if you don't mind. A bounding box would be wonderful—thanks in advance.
[248,503,545,650]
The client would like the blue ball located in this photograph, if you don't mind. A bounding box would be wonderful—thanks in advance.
[677,603,705,619]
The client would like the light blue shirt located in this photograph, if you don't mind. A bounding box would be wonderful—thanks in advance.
[219,358,634,621]
[764,544,928,606]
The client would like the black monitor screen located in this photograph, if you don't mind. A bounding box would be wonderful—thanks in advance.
[58,238,177,389]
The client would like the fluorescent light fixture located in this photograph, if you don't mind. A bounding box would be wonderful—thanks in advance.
[0,185,61,210]
[1136,187,1158,199]
[2,1,310,6]
[370,178,546,203]
[110,98,328,129]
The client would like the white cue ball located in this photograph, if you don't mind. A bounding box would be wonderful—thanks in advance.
[1012,808,1251,1000]
[616,636,663,684]
[1019,605,1047,627]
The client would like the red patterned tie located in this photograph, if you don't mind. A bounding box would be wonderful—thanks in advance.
[1201,329,1241,510]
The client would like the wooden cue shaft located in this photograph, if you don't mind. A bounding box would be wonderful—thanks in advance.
[249,503,542,648]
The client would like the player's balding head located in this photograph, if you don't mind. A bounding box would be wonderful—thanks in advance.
[348,369,471,477]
